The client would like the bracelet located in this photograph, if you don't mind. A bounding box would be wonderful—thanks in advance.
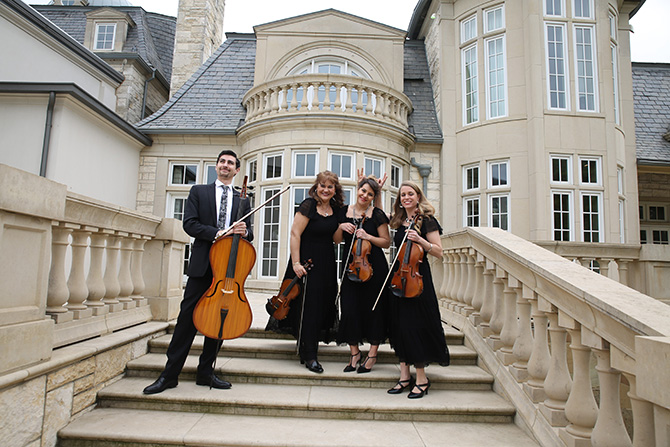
[426,243,433,252]
[293,261,301,266]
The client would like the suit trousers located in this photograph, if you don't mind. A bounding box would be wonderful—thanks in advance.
[161,271,220,380]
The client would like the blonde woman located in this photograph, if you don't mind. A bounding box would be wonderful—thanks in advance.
[386,181,450,398]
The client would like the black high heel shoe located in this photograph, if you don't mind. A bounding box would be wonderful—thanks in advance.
[387,376,414,394]
[343,350,361,372]
[408,379,430,399]
[357,355,376,373]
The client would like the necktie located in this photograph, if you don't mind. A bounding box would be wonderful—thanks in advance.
[218,185,228,230]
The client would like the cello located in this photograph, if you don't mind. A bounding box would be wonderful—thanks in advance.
[193,177,255,340]
[346,215,373,283]
[390,214,424,298]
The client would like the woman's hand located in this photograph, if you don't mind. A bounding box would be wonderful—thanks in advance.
[293,262,307,278]
[340,222,356,234]
[355,228,370,240]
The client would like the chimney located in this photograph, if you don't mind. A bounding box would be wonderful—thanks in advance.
[170,0,225,95]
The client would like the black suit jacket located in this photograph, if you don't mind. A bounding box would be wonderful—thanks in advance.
[183,182,254,278]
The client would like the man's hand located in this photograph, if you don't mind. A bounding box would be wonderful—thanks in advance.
[215,221,248,240]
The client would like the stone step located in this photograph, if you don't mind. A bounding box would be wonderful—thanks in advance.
[58,407,540,447]
[97,377,516,423]
[127,353,494,390]
[147,332,477,364]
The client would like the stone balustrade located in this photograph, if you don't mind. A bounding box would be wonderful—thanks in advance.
[434,227,670,447]
[242,74,412,130]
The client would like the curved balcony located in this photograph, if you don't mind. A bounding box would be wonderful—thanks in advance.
[242,74,413,131]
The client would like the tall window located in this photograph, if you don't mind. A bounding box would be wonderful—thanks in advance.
[581,193,602,242]
[490,194,510,231]
[464,164,480,191]
[486,35,507,119]
[573,0,593,19]
[463,44,479,124]
[551,155,571,183]
[464,197,480,227]
[204,163,217,184]
[364,156,383,179]
[579,157,600,185]
[94,23,116,50]
[546,23,568,109]
[170,163,197,185]
[461,15,477,43]
[260,188,281,277]
[329,153,353,180]
[545,0,564,16]
[552,191,572,241]
[574,26,597,112]
[489,160,509,188]
[293,151,318,178]
[619,200,625,243]
[610,13,621,125]
[391,164,402,189]
[264,153,282,180]
[247,159,257,183]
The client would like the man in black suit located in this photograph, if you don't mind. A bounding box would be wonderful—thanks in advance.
[144,150,253,394]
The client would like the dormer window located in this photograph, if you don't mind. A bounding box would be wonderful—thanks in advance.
[94,23,116,50]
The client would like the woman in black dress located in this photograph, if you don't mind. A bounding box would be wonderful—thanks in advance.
[387,180,450,398]
[334,177,390,373]
[266,171,344,373]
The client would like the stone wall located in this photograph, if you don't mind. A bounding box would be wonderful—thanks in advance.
[423,10,441,120]
[136,156,158,213]
[638,172,670,201]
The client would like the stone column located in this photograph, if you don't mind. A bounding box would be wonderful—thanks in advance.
[462,249,476,314]
[469,254,485,326]
[117,233,135,309]
[540,310,572,427]
[103,232,122,312]
[524,294,550,402]
[477,260,495,337]
[497,276,520,365]
[510,284,533,382]
[487,267,505,350]
[131,236,149,306]
[47,224,73,323]
[623,374,655,447]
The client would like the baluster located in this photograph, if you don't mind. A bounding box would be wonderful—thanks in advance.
[298,83,308,111]
[524,294,550,402]
[447,251,461,309]
[592,345,633,447]
[269,87,279,114]
[560,324,598,446]
[131,236,149,305]
[540,309,572,426]
[333,82,343,110]
[321,82,331,111]
[343,83,353,112]
[117,233,135,309]
[289,83,298,111]
[487,267,505,350]
[380,92,390,120]
[47,224,74,322]
[439,253,451,301]
[455,250,468,307]
[279,85,288,112]
[478,259,495,337]
[462,249,476,315]
[103,232,122,312]
[618,259,629,286]
[598,258,609,277]
[622,374,655,447]
[67,226,92,319]
[606,259,619,282]
[86,231,108,315]
[365,89,374,114]
[355,85,364,113]
[469,254,485,326]
[510,284,533,382]
[497,276,520,365]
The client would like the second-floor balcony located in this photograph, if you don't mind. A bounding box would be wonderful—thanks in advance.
[241,74,413,131]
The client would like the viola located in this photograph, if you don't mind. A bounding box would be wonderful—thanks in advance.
[346,216,373,283]
[193,177,255,340]
[265,259,313,320]
[390,214,424,298]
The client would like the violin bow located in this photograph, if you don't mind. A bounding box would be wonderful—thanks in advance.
[335,212,369,310]
[214,185,290,242]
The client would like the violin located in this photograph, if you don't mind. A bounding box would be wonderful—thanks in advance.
[193,177,255,340]
[265,259,313,320]
[346,216,373,283]
[390,214,424,298]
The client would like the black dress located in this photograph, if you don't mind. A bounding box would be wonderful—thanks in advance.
[336,206,390,346]
[388,215,450,366]
[265,198,339,361]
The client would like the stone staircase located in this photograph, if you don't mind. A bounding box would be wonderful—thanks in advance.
[57,300,541,446]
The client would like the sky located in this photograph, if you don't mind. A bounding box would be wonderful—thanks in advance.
[28,0,670,63]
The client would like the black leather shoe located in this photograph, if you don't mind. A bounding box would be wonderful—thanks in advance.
[304,359,324,373]
[143,377,178,394]
[196,374,232,389]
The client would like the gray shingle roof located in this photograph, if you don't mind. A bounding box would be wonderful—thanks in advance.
[138,33,443,143]
[32,5,176,84]
[404,40,442,143]
[632,63,670,165]
[137,34,256,132]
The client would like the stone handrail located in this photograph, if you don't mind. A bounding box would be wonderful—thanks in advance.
[242,74,413,130]
[434,227,670,447]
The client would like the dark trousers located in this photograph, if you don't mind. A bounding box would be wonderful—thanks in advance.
[161,273,220,380]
